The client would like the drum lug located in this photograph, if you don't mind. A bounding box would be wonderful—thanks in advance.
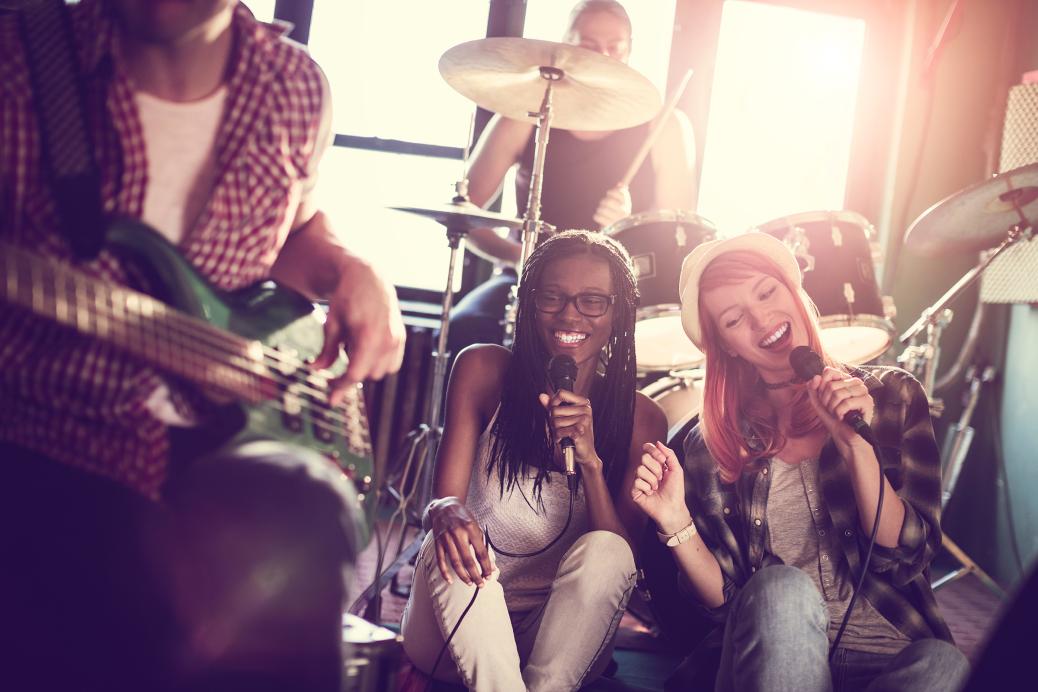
[784,225,815,273]
[882,295,897,320]
[675,224,687,247]
[843,282,856,306]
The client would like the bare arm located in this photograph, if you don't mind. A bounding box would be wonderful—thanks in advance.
[649,110,697,210]
[632,441,724,608]
[270,211,405,400]
[423,345,509,586]
[463,115,534,266]
[268,69,404,397]
[607,392,669,554]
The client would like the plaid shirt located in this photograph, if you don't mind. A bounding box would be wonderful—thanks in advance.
[0,0,326,498]
[682,365,953,643]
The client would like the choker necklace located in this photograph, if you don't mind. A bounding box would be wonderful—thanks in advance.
[761,377,801,390]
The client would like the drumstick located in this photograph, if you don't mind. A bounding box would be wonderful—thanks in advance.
[618,68,694,187]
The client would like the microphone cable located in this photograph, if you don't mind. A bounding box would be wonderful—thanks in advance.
[429,475,578,680]
[829,425,884,660]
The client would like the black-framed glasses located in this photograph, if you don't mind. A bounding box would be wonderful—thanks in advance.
[532,289,616,317]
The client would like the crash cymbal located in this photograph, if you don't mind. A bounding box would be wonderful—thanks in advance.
[904,162,1038,257]
[439,37,661,131]
[390,200,523,231]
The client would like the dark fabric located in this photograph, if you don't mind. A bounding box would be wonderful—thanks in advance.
[446,269,517,354]
[680,365,952,644]
[0,441,362,692]
[516,124,656,232]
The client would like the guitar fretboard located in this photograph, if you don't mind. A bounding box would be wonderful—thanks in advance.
[2,245,271,400]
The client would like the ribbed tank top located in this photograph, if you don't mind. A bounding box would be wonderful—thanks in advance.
[515,123,657,232]
[466,408,590,613]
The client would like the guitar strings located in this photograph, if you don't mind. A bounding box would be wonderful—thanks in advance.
[4,253,372,440]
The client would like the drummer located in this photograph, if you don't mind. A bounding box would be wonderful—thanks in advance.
[448,0,698,355]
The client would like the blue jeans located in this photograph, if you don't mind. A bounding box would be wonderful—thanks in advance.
[715,565,969,692]
[0,440,363,692]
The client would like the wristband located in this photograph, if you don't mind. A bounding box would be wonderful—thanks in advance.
[656,519,697,547]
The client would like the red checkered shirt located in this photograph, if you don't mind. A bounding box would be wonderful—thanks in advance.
[0,0,327,498]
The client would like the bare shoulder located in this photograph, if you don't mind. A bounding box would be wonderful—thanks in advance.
[633,390,668,444]
[450,344,512,414]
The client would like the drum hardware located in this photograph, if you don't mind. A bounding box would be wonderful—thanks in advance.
[898,164,1038,598]
[639,368,706,442]
[928,364,1006,598]
[754,210,895,365]
[439,37,662,345]
[604,210,717,374]
[358,38,663,619]
[363,166,505,621]
[342,612,403,692]
[897,225,1031,400]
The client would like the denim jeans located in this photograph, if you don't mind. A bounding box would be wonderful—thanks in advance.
[714,565,969,692]
[0,440,363,692]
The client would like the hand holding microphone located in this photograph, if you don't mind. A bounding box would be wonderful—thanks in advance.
[542,355,599,480]
[790,346,876,445]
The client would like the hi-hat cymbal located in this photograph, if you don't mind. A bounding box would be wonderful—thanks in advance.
[904,162,1038,257]
[439,37,661,132]
[390,200,523,231]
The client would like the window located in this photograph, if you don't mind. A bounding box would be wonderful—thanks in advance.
[242,0,274,23]
[304,0,491,292]
[697,1,866,236]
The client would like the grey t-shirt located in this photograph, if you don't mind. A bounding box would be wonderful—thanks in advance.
[767,456,910,655]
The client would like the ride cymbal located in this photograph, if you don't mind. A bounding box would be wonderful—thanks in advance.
[439,37,661,131]
[904,162,1038,257]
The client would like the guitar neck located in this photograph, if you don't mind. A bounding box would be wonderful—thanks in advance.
[1,245,272,401]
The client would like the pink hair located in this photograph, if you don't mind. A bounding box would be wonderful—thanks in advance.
[696,250,835,483]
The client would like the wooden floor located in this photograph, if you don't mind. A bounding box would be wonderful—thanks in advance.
[349,523,1008,689]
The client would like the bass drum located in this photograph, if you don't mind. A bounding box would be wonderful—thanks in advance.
[640,370,705,445]
[752,210,895,364]
[605,210,717,374]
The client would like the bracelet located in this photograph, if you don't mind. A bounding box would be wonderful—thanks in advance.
[656,518,697,547]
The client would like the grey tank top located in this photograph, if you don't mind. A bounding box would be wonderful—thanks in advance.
[466,408,590,613]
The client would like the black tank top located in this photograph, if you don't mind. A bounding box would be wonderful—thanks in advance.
[515,122,657,233]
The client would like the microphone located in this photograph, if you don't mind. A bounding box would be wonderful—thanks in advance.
[548,354,578,476]
[789,346,873,439]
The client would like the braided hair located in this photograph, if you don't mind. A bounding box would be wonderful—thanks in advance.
[487,230,640,499]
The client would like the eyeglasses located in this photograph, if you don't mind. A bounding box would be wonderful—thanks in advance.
[532,289,616,317]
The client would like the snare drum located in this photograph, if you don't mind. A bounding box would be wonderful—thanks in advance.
[605,210,717,374]
[753,210,895,364]
[640,371,705,444]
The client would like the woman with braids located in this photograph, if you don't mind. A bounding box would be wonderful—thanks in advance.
[401,230,666,691]
[630,234,969,691]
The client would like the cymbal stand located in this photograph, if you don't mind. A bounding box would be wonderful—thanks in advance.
[353,185,469,622]
[503,66,561,347]
[898,224,1031,599]
[898,224,1029,394]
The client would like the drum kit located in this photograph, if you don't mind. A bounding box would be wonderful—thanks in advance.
[366,33,1036,617]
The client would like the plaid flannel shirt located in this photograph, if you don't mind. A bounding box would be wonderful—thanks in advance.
[682,365,953,643]
[0,0,326,498]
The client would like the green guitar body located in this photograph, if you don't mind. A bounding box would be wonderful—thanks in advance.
[106,219,375,546]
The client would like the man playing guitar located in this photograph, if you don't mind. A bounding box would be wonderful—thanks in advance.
[0,1,404,689]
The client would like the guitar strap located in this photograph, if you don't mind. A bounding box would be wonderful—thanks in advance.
[17,0,105,259]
